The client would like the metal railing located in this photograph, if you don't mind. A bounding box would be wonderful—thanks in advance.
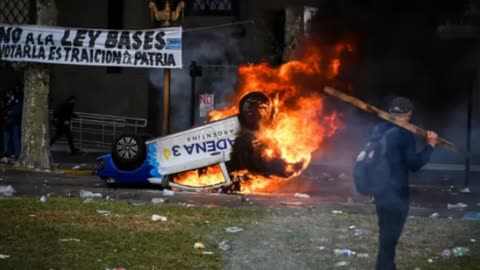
[50,112,148,151]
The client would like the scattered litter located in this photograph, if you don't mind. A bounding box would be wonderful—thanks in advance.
[44,180,48,183]
[59,238,81,242]
[202,251,213,255]
[447,203,468,209]
[414,268,421,270]
[318,246,326,251]
[428,259,433,263]
[83,198,94,203]
[178,202,195,208]
[348,225,356,230]
[105,196,111,201]
[470,238,476,242]
[357,253,369,258]
[0,185,15,197]
[281,201,304,206]
[463,212,480,221]
[151,198,166,204]
[334,261,349,267]
[163,189,175,196]
[338,173,348,180]
[96,210,111,216]
[353,228,364,236]
[294,193,310,199]
[334,249,355,256]
[72,164,87,170]
[439,249,452,257]
[218,240,232,251]
[151,215,167,222]
[459,187,471,194]
[80,190,102,199]
[225,227,244,233]
[430,213,439,219]
[205,220,210,224]
[29,214,36,217]
[331,210,343,214]
[128,201,145,207]
[452,247,469,257]
[39,195,47,203]
[194,242,205,249]
[0,254,10,259]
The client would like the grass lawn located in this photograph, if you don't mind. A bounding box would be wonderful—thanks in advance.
[0,197,479,270]
[0,197,264,270]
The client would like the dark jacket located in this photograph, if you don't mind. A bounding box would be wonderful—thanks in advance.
[54,102,76,123]
[8,101,22,126]
[372,122,433,204]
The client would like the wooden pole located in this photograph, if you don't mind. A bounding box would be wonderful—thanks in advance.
[163,68,171,135]
[324,86,470,158]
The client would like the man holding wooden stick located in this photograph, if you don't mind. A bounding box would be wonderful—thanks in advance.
[368,97,438,270]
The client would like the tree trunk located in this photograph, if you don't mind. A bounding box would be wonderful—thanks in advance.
[17,0,57,169]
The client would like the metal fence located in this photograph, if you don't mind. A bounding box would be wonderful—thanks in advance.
[50,112,148,152]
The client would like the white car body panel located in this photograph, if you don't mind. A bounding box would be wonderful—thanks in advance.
[145,116,240,186]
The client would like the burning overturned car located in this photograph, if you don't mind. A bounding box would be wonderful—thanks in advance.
[97,44,346,193]
[97,91,278,192]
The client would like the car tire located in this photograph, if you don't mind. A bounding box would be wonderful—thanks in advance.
[238,91,274,130]
[111,134,147,171]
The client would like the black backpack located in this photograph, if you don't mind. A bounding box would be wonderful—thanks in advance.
[353,127,394,196]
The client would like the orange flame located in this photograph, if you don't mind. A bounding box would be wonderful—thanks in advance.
[176,42,351,193]
[173,165,225,187]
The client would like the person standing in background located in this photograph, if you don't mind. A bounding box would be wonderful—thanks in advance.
[50,96,80,154]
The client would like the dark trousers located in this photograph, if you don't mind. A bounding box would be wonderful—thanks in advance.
[3,125,21,157]
[50,122,75,152]
[375,200,409,270]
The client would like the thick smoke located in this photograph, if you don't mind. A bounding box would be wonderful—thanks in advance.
[149,24,246,132]
[303,0,477,168]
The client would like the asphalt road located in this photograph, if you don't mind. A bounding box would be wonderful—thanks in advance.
[0,169,479,219]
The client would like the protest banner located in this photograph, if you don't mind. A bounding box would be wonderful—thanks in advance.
[0,24,182,68]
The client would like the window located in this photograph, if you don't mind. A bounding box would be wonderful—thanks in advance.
[187,0,238,16]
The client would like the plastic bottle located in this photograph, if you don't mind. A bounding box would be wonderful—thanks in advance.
[0,185,15,197]
[334,249,356,256]
[39,195,47,203]
[440,249,452,257]
[452,247,469,257]
[79,190,102,199]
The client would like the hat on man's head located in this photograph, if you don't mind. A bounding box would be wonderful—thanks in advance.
[389,97,413,114]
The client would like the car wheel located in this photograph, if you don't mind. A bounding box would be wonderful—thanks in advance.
[111,134,146,171]
[238,91,274,130]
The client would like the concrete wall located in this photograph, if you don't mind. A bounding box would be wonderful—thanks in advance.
[51,0,151,118]
[49,0,325,121]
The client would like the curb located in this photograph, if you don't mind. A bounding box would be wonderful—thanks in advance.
[3,166,96,176]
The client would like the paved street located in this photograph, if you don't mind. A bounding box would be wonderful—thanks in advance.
[0,165,478,220]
